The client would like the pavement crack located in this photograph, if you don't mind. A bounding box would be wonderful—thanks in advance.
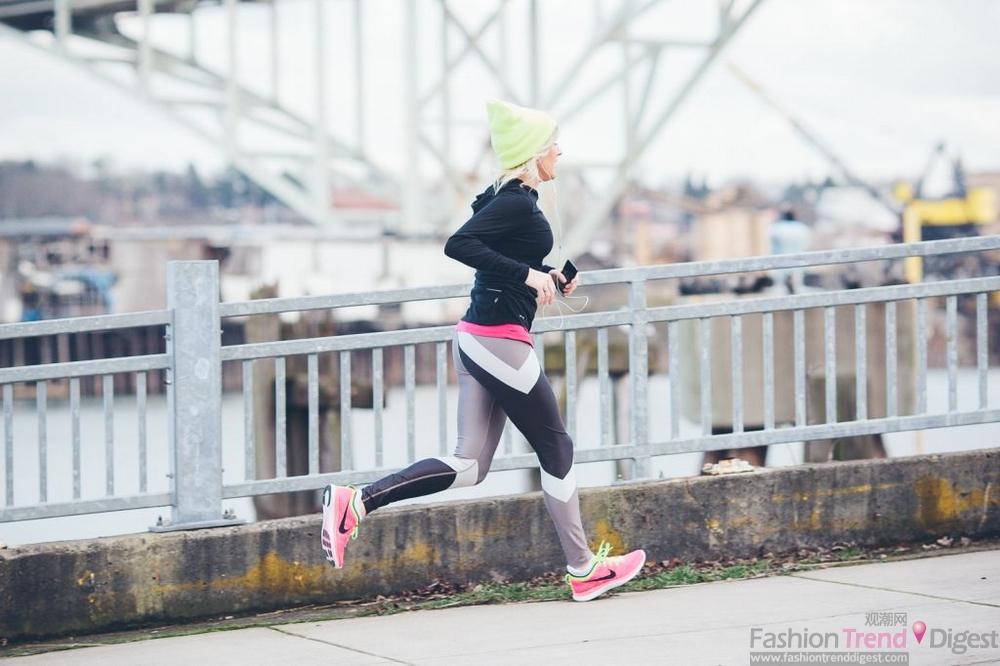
[267,625,416,665]
[789,573,1000,609]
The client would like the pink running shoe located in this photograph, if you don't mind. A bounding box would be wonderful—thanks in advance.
[321,484,363,568]
[565,541,646,602]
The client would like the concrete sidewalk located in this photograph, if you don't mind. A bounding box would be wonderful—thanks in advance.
[4,549,999,666]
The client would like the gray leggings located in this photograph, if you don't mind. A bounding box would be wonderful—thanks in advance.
[360,331,591,568]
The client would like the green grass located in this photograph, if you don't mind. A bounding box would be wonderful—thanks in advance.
[371,542,895,613]
[419,581,569,609]
[375,558,785,613]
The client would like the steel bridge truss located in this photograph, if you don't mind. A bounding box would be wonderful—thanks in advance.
[0,0,764,241]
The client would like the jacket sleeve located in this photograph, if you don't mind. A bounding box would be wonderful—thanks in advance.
[444,193,531,281]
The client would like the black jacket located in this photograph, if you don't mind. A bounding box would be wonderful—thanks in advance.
[444,179,554,331]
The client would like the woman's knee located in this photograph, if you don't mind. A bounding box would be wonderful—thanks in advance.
[437,455,482,488]
[535,435,575,478]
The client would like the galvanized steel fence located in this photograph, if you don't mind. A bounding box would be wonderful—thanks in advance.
[1,237,999,534]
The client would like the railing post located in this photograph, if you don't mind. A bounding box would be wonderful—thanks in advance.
[152,261,239,531]
[626,279,650,480]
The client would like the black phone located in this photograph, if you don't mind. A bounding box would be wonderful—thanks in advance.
[559,259,578,294]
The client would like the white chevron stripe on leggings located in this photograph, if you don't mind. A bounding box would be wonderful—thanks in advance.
[457,331,540,394]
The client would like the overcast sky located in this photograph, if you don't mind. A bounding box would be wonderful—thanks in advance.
[0,0,998,188]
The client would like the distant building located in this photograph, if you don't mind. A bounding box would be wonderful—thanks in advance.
[0,217,114,321]
[0,218,472,325]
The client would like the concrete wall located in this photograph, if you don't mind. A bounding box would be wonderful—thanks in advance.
[2,449,1000,642]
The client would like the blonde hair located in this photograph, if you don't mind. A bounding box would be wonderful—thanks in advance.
[491,130,559,193]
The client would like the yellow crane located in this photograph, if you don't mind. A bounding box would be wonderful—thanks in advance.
[728,63,998,290]
[894,144,998,283]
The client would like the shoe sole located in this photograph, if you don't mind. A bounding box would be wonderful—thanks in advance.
[571,553,646,602]
[320,484,341,567]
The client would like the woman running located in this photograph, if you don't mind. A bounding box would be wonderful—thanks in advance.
[321,98,646,602]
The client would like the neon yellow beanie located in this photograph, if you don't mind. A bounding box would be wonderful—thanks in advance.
[486,99,558,170]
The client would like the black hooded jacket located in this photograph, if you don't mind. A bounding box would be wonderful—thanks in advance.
[444,179,555,332]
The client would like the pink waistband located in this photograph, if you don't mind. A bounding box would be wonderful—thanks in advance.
[456,320,534,346]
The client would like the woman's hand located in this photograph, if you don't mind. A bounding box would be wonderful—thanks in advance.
[552,268,579,296]
[525,268,557,305]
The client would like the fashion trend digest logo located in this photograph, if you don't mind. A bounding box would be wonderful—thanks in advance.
[750,613,1000,659]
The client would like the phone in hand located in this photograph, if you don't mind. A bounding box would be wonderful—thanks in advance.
[559,259,579,294]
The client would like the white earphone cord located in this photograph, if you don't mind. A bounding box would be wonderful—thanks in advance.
[543,178,588,328]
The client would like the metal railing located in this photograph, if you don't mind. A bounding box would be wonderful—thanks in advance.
[1,236,999,533]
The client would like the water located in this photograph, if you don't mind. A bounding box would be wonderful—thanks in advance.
[1,369,998,547]
[0,392,254,547]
